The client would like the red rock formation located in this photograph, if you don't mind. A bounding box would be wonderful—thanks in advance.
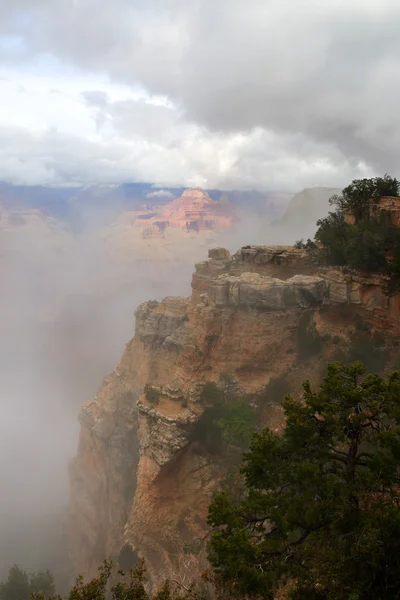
[109,189,234,240]
[68,246,400,588]
[158,189,233,232]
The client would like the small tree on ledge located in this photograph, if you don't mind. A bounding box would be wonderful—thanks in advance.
[144,384,161,405]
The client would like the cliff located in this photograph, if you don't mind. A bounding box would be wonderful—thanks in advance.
[68,246,400,585]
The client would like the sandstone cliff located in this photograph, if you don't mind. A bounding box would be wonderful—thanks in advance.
[68,246,400,586]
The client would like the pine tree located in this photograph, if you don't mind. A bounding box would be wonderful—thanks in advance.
[208,362,400,599]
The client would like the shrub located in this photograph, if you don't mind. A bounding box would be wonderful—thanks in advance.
[144,384,161,405]
[307,175,400,294]
[217,396,258,449]
[192,383,257,453]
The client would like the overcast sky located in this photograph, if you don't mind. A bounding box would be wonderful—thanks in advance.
[0,0,399,190]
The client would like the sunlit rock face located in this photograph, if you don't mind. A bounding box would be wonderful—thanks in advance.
[158,188,234,232]
[68,245,400,587]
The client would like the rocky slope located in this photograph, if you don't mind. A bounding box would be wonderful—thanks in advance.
[68,245,400,586]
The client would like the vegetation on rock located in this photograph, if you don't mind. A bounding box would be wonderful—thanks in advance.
[192,383,258,452]
[208,362,400,599]
[30,560,202,600]
[144,384,161,405]
[297,174,400,293]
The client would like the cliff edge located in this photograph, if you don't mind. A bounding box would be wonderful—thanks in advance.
[68,245,400,585]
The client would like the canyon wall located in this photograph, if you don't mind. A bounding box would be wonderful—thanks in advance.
[68,245,400,586]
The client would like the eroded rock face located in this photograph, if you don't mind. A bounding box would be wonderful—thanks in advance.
[68,245,400,586]
[208,273,326,309]
[135,298,190,344]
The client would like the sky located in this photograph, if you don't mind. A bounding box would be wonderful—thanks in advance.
[0,0,399,190]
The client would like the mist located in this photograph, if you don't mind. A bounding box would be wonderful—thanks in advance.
[0,183,328,585]
[0,211,196,582]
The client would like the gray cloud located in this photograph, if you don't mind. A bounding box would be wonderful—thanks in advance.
[0,119,371,190]
[1,0,399,185]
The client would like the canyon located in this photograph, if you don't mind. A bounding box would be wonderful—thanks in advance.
[67,244,400,586]
[0,183,353,580]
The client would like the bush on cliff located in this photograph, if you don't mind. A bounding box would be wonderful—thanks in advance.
[208,362,400,599]
[144,384,161,405]
[306,175,400,293]
[193,383,258,453]
[330,174,399,223]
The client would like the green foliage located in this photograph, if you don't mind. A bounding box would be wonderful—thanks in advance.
[0,566,55,600]
[296,313,328,361]
[144,384,161,405]
[31,560,200,600]
[331,174,399,223]
[208,362,400,599]
[29,572,55,598]
[218,397,258,449]
[0,566,30,600]
[193,383,258,452]
[309,175,400,293]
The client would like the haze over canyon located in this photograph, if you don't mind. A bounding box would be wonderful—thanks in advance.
[0,182,338,582]
[1,0,399,596]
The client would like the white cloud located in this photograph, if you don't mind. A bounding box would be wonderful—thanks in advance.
[146,190,175,199]
[0,0,399,188]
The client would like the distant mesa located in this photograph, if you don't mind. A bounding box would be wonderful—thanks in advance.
[130,188,235,238]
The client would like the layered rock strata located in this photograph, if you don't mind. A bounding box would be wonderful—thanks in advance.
[68,246,400,586]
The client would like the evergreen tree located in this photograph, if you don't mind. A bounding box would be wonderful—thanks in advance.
[0,566,30,600]
[208,362,400,600]
[0,566,55,600]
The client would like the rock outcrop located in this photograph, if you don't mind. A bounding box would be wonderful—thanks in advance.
[68,245,400,586]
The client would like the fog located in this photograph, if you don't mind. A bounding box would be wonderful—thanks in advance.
[0,189,326,584]
[0,214,196,582]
